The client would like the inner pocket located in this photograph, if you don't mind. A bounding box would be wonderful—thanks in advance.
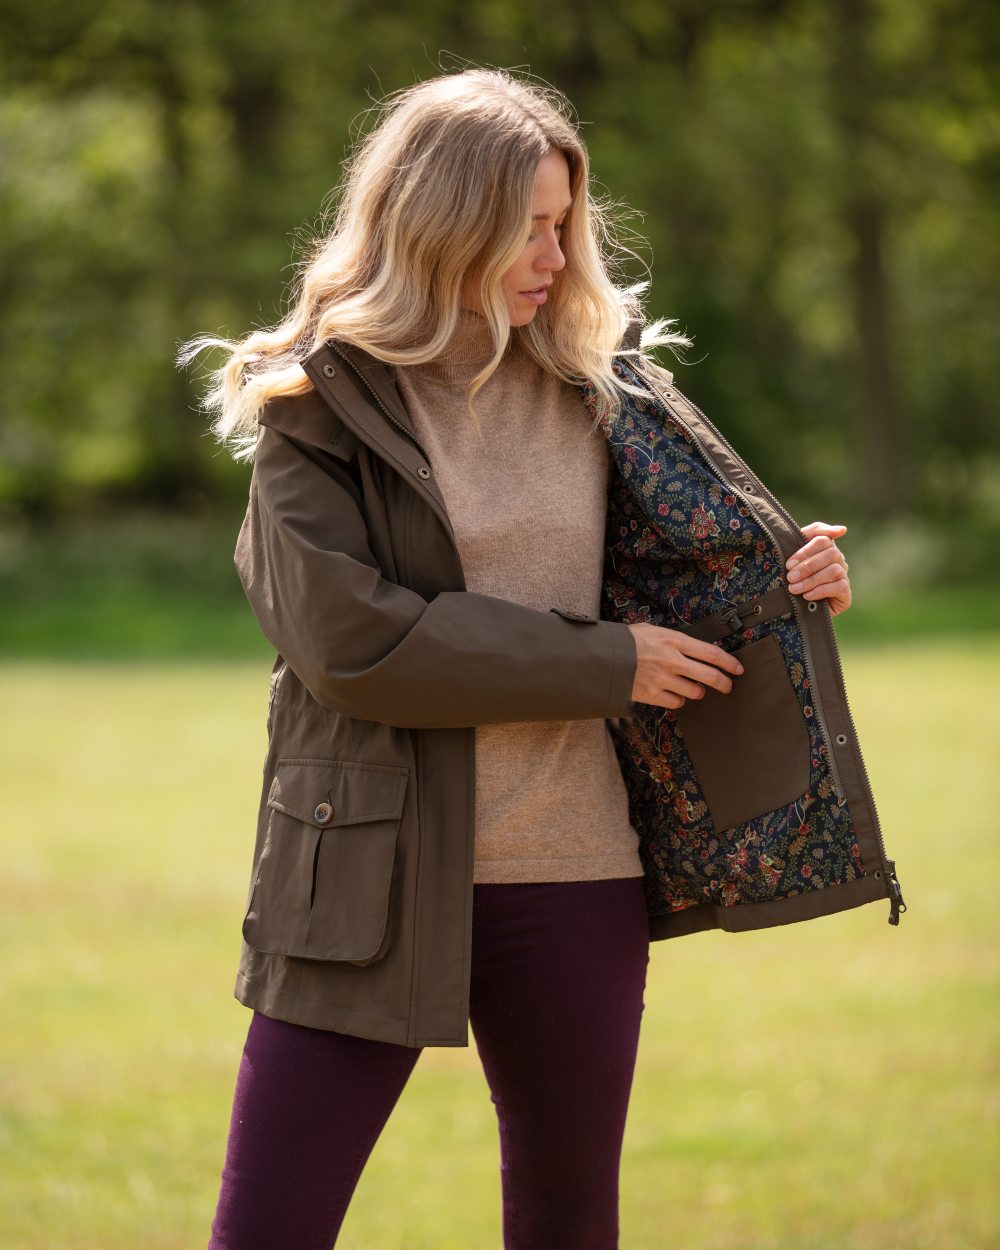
[673,632,811,833]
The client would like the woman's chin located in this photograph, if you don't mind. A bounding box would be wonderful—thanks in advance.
[507,305,540,327]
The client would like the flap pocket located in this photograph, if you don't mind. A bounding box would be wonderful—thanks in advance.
[267,758,408,827]
[673,632,811,833]
[243,758,408,965]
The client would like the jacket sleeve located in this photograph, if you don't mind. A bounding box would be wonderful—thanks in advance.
[234,424,638,729]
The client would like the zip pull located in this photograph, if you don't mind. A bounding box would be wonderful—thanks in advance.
[886,859,907,926]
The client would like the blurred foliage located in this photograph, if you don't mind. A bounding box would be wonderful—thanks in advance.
[1,0,998,555]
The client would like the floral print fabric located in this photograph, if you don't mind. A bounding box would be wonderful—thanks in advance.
[579,360,866,922]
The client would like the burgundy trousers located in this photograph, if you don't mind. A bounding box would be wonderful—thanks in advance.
[207,876,651,1250]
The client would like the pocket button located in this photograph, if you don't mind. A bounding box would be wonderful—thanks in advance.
[313,801,334,824]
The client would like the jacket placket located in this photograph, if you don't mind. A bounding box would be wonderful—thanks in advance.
[580,357,905,934]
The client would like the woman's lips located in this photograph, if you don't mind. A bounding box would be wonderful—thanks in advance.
[519,286,549,305]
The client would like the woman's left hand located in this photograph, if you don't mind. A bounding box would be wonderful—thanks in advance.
[785,522,852,617]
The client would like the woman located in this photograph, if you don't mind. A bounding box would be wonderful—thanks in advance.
[179,67,891,1250]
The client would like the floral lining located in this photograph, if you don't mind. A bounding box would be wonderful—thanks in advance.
[579,361,866,921]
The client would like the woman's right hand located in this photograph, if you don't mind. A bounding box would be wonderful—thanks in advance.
[626,623,745,710]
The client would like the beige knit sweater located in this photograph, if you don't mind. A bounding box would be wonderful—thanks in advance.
[394,311,643,884]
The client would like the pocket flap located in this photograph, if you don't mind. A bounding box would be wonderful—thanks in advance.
[267,758,408,828]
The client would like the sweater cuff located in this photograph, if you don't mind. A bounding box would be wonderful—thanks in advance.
[603,620,637,717]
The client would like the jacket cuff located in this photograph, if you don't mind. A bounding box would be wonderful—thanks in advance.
[603,620,637,717]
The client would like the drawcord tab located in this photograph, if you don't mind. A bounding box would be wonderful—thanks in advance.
[886,859,907,926]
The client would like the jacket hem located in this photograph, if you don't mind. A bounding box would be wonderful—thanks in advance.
[647,872,887,939]
[233,970,449,1048]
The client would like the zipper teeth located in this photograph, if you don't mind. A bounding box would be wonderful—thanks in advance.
[630,363,849,799]
[331,346,433,464]
[640,366,892,876]
[674,385,890,864]
[327,343,464,565]
[815,576,892,869]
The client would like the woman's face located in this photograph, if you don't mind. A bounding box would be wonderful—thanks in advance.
[463,148,571,327]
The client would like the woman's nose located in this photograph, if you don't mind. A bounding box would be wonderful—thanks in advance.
[540,236,566,273]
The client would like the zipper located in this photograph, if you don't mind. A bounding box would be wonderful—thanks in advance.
[627,362,845,800]
[326,346,459,549]
[329,345,434,462]
[631,363,904,922]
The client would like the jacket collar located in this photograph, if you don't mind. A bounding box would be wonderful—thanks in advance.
[265,316,645,458]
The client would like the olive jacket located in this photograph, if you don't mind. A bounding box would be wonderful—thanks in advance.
[231,324,906,1048]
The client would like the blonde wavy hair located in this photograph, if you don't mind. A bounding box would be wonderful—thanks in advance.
[177,67,692,461]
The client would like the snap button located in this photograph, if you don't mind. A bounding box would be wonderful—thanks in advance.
[835,733,848,745]
[417,466,431,479]
[322,363,336,378]
[313,801,334,824]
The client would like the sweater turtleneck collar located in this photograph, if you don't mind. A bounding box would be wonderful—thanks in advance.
[404,309,519,387]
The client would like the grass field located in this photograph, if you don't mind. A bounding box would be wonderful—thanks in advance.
[2,640,998,1249]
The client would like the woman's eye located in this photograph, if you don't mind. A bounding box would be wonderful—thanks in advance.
[528,222,566,243]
